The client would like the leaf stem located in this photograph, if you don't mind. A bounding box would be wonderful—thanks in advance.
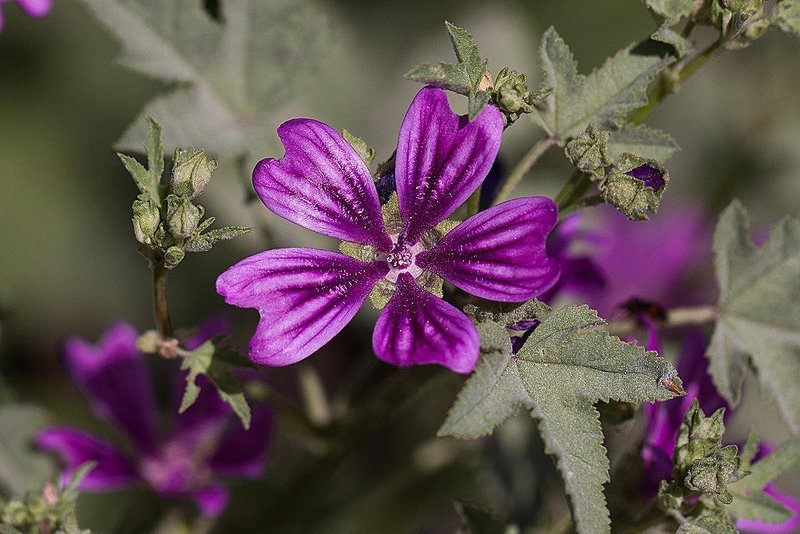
[606,305,717,337]
[152,263,174,338]
[492,136,557,206]
[631,37,724,125]
[559,194,604,217]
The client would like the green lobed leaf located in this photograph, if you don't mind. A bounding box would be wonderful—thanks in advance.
[180,339,256,429]
[440,306,683,534]
[530,27,673,140]
[707,200,800,432]
[643,0,694,20]
[78,0,327,157]
[606,124,678,163]
[405,21,491,120]
[341,129,376,168]
[677,513,738,534]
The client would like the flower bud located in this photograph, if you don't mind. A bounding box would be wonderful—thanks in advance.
[565,124,610,174]
[164,246,185,269]
[721,0,761,13]
[599,154,668,221]
[131,199,161,245]
[170,148,217,199]
[165,195,201,239]
[491,68,534,126]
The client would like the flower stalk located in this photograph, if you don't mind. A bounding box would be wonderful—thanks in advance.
[153,263,174,339]
[493,136,558,206]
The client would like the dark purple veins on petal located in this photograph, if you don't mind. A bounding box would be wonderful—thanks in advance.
[372,273,479,374]
[626,164,664,192]
[216,248,389,366]
[253,119,392,251]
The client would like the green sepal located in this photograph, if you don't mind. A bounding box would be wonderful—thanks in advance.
[165,194,201,240]
[405,21,491,121]
[598,153,668,220]
[184,226,252,253]
[179,338,257,429]
[163,246,185,269]
[707,200,800,431]
[342,129,376,168]
[131,198,161,245]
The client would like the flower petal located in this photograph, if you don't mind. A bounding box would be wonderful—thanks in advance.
[16,0,53,17]
[194,485,230,517]
[36,428,139,491]
[217,248,389,365]
[253,119,392,251]
[63,323,159,455]
[395,87,503,244]
[209,406,273,479]
[372,273,479,373]
[416,197,561,301]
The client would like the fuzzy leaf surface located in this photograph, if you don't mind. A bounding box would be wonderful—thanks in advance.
[440,306,682,534]
[78,0,327,158]
[774,1,800,37]
[606,124,678,163]
[707,200,800,432]
[530,27,673,140]
[405,21,491,119]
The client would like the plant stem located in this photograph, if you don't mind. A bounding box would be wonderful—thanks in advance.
[631,37,724,125]
[152,263,174,338]
[493,136,557,206]
[605,305,717,337]
[559,194,604,217]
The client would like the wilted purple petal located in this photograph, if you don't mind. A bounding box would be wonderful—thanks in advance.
[416,197,560,301]
[253,119,392,251]
[626,164,664,192]
[36,428,139,491]
[372,273,479,373]
[63,323,159,455]
[395,87,503,243]
[217,248,389,365]
[193,485,230,517]
[209,406,273,479]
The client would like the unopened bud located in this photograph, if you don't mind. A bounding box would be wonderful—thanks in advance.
[165,195,201,239]
[565,124,610,173]
[131,199,161,245]
[599,154,668,221]
[164,246,185,268]
[722,0,761,13]
[170,148,217,199]
[492,68,534,126]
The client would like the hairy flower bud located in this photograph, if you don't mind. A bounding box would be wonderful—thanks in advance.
[721,0,761,13]
[565,124,610,174]
[170,148,217,199]
[599,154,668,221]
[163,246,185,269]
[131,199,161,245]
[165,195,201,239]
[491,68,534,126]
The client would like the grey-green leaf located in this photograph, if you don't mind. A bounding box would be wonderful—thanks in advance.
[0,404,54,496]
[644,0,694,19]
[79,0,327,157]
[531,27,673,139]
[440,306,683,534]
[606,124,678,163]
[773,1,800,37]
[707,200,800,432]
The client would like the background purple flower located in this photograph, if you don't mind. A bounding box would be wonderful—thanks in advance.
[0,0,51,31]
[217,87,561,374]
[36,321,272,517]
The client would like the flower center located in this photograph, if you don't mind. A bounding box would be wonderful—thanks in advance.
[382,235,425,283]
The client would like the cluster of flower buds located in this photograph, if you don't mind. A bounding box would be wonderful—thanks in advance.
[125,119,250,270]
[564,124,611,175]
[489,68,549,127]
[690,0,769,46]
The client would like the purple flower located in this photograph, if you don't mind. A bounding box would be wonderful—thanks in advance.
[0,0,51,31]
[216,87,560,373]
[36,321,272,517]
[626,164,665,193]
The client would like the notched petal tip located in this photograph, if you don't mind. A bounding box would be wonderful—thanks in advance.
[372,273,479,374]
[252,119,392,251]
[217,248,388,366]
[395,87,504,243]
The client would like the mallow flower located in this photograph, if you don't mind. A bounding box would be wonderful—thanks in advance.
[36,321,272,517]
[216,87,560,373]
[0,0,51,32]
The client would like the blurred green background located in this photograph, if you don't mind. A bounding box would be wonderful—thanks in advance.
[1,0,799,532]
